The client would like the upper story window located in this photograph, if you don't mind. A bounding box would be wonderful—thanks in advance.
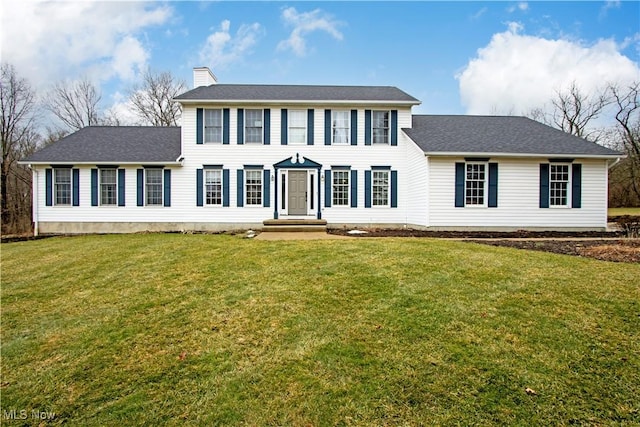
[550,164,570,207]
[54,168,72,206]
[205,169,223,206]
[204,109,223,143]
[465,163,486,206]
[372,170,389,206]
[245,109,263,144]
[372,111,389,144]
[145,169,163,206]
[100,169,117,206]
[332,111,350,144]
[289,110,307,145]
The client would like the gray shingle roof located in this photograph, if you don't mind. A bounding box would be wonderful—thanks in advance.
[22,126,181,163]
[175,84,420,103]
[404,115,621,157]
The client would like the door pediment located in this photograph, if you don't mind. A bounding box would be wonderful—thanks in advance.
[274,153,322,169]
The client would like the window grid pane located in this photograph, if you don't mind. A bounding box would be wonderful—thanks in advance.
[146,169,163,206]
[54,169,71,205]
[205,170,222,205]
[332,170,349,206]
[245,170,262,205]
[550,164,569,206]
[289,110,307,144]
[372,111,389,144]
[245,109,263,143]
[100,169,117,205]
[372,171,389,206]
[332,111,349,144]
[204,109,222,143]
[465,163,486,206]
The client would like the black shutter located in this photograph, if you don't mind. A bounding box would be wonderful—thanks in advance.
[572,164,582,208]
[196,108,203,144]
[540,164,550,208]
[488,163,498,208]
[91,168,99,206]
[455,163,465,207]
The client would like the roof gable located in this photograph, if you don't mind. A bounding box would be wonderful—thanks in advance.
[22,126,182,164]
[404,115,621,157]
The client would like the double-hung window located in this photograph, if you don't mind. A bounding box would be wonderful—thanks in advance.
[245,109,263,144]
[100,169,117,206]
[465,163,486,206]
[204,109,222,143]
[205,169,223,206]
[372,170,389,206]
[289,110,307,145]
[245,170,263,205]
[54,169,72,206]
[372,111,389,144]
[332,111,350,144]
[145,169,163,206]
[332,170,350,206]
[549,164,570,207]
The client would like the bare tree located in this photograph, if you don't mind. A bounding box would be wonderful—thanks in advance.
[609,81,640,203]
[128,70,186,126]
[527,81,610,142]
[1,63,38,233]
[44,77,102,131]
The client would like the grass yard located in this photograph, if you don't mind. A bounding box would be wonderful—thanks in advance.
[609,207,640,216]
[1,234,639,426]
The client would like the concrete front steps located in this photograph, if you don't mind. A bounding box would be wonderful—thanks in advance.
[262,219,327,233]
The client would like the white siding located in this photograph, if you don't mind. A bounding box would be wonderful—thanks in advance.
[428,157,609,229]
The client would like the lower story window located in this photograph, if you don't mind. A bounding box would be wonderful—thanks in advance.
[372,170,389,206]
[465,163,486,206]
[550,164,569,206]
[332,170,349,206]
[245,170,263,205]
[54,168,71,206]
[205,169,222,206]
[100,169,117,206]
[146,169,163,206]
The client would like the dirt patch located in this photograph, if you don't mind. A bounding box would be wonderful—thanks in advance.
[467,239,640,263]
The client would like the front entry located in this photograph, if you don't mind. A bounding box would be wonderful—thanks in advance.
[288,171,307,215]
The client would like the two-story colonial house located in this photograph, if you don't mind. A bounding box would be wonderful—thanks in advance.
[21,67,622,235]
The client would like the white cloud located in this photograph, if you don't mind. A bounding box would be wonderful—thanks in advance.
[277,7,343,57]
[198,20,264,69]
[456,23,640,118]
[507,2,529,13]
[1,1,172,90]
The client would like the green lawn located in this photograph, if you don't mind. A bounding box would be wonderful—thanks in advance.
[2,234,638,426]
[609,207,640,216]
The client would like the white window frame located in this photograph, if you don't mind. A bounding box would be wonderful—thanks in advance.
[549,164,571,207]
[465,162,487,207]
[99,168,118,206]
[372,110,390,145]
[54,168,72,206]
[245,169,263,206]
[332,110,350,145]
[204,169,223,207]
[145,169,163,206]
[332,170,350,207]
[288,109,307,145]
[372,170,390,207]
[204,109,223,144]
[244,109,263,144]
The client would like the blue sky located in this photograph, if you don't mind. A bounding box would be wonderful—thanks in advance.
[2,1,639,125]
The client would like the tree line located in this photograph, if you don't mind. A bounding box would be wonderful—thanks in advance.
[1,63,186,234]
[1,62,639,235]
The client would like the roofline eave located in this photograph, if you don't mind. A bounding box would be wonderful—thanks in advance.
[175,98,421,106]
[19,160,184,166]
[422,152,625,159]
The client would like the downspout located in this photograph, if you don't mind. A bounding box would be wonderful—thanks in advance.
[31,165,39,237]
[607,157,621,169]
